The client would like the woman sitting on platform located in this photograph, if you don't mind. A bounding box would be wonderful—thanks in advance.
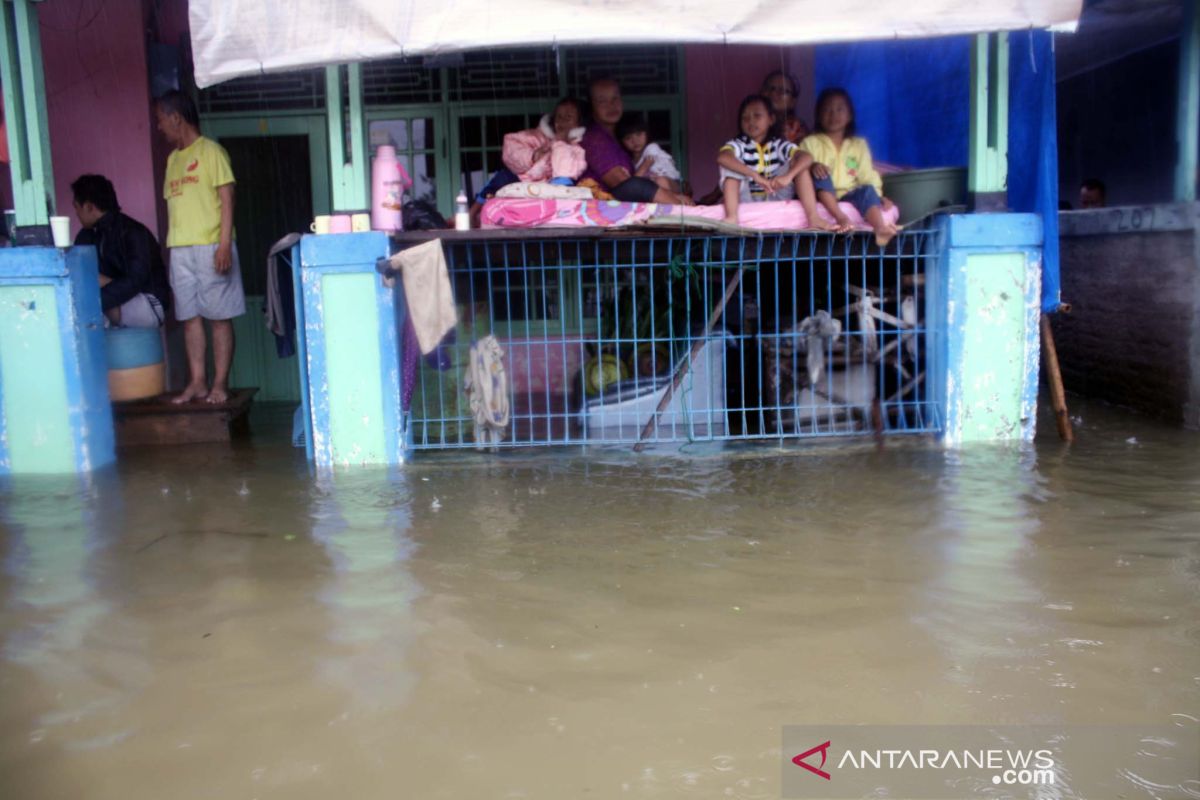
[501,97,588,185]
[580,78,693,205]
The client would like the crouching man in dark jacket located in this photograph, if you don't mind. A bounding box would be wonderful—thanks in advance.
[71,174,170,327]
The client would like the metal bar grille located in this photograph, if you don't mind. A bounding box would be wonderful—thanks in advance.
[403,227,941,451]
[199,70,325,113]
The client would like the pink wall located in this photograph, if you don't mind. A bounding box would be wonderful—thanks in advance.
[40,0,158,239]
[684,44,815,195]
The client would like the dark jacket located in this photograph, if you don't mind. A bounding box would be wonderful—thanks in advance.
[74,211,171,313]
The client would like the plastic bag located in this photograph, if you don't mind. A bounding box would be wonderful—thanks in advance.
[402,200,448,231]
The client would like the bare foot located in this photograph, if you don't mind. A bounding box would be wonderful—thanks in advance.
[807,216,838,232]
[206,385,230,405]
[832,216,855,234]
[874,224,898,248]
[722,215,740,226]
[172,383,208,404]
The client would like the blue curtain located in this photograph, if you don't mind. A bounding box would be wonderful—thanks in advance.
[1008,29,1061,312]
[813,37,970,169]
[815,32,1062,312]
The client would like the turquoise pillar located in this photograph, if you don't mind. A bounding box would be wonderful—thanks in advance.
[0,247,114,474]
[0,0,54,226]
[932,214,1043,445]
[296,232,405,468]
[1176,0,1199,203]
[325,64,370,212]
[968,32,1009,212]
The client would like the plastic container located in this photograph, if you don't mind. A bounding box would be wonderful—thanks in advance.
[882,167,967,225]
[371,145,413,232]
[454,192,470,231]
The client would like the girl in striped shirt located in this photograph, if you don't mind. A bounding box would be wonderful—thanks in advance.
[717,94,824,228]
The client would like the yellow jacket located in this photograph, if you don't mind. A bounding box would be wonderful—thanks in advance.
[799,134,882,198]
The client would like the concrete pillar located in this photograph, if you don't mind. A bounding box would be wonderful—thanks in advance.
[297,232,405,468]
[1175,0,1198,203]
[932,214,1043,445]
[968,32,1009,212]
[0,246,114,474]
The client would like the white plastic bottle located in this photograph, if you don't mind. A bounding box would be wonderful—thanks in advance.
[454,192,470,231]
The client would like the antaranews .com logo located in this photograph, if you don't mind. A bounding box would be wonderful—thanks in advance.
[782,725,1199,798]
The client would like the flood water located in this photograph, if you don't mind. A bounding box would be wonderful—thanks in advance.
[1,401,1198,799]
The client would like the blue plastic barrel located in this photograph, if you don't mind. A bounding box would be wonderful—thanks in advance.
[105,327,165,400]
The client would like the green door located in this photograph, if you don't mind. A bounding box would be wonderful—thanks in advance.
[200,115,331,403]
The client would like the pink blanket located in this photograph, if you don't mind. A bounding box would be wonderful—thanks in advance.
[481,198,900,230]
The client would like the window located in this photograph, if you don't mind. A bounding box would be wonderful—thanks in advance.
[201,46,686,218]
[368,116,440,206]
[367,45,686,216]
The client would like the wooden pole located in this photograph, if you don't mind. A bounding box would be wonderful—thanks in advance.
[633,267,743,452]
[1040,312,1073,443]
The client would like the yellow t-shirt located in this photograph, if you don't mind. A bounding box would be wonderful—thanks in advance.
[798,134,882,198]
[163,136,235,247]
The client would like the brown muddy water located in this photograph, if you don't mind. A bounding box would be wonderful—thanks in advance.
[1,401,1198,800]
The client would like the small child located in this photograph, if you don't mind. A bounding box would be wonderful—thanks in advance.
[716,94,822,227]
[799,88,898,246]
[501,97,587,185]
[617,116,683,194]
[781,112,809,144]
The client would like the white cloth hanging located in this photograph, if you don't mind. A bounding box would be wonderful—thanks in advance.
[463,335,510,450]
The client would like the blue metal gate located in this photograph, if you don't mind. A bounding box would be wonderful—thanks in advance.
[402,227,942,450]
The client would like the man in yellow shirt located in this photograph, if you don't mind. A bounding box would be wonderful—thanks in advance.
[155,90,242,404]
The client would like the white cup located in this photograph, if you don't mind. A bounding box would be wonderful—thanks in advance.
[50,216,71,248]
[310,215,331,234]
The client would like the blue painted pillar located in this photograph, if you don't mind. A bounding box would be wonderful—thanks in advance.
[0,246,114,473]
[931,214,1043,445]
[296,232,406,468]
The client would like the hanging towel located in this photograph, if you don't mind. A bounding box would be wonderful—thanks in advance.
[387,239,457,355]
[265,233,302,357]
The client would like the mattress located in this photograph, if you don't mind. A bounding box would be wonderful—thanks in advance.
[480,198,901,231]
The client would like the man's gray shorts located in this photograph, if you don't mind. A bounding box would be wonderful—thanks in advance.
[169,243,246,321]
[114,292,165,328]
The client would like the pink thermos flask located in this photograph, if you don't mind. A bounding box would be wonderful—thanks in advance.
[371,145,413,231]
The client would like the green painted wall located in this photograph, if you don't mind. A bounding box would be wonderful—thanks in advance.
[956,252,1030,442]
[0,284,73,472]
[322,274,386,464]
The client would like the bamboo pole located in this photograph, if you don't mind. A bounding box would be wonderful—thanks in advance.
[633,267,743,452]
[1040,312,1073,443]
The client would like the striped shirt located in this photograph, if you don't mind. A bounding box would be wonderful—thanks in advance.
[720,135,799,197]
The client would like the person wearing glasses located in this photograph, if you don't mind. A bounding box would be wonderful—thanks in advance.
[761,70,809,143]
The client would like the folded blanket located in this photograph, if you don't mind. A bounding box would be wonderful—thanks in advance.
[495,182,595,201]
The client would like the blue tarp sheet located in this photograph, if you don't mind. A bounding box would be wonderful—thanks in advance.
[815,32,1061,312]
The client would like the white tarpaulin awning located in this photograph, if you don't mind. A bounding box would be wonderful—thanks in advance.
[189,0,1083,88]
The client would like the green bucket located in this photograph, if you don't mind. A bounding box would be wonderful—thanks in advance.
[882,167,967,226]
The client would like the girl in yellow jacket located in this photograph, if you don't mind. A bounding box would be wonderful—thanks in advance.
[799,88,898,247]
